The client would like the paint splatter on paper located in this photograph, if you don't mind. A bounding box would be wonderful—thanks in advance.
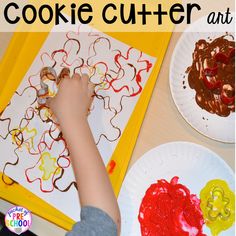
[0,24,156,220]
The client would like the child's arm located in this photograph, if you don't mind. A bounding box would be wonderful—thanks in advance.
[48,73,120,233]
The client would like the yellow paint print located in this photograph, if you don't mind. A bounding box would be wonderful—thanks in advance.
[200,179,235,236]
[39,152,61,181]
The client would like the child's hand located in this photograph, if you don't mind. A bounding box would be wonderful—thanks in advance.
[48,72,95,125]
[47,70,121,232]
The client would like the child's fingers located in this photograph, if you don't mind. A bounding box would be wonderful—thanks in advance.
[89,95,95,109]
[72,73,81,80]
[81,73,90,87]
[88,92,95,116]
[87,81,95,115]
[88,81,95,97]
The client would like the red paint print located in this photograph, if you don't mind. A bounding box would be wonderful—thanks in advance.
[138,177,205,236]
[108,160,116,175]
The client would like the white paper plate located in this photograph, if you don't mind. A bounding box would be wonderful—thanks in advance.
[169,16,235,143]
[118,142,235,236]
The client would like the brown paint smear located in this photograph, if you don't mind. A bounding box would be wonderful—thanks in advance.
[187,35,235,117]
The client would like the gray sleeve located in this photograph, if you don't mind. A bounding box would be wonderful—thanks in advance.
[66,206,117,236]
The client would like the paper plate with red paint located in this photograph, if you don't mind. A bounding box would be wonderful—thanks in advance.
[169,15,235,143]
[118,142,234,236]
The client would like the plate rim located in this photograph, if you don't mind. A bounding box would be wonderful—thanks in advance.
[120,141,234,183]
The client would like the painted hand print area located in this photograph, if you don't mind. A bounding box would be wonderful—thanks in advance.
[0,24,156,220]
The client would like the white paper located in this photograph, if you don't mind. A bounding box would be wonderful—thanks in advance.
[0,23,156,220]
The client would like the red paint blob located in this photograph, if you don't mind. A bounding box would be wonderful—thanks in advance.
[138,177,206,236]
[108,160,116,175]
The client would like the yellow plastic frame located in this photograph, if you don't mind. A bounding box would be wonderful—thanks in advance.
[0,31,172,230]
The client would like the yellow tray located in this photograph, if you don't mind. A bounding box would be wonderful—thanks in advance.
[0,31,172,230]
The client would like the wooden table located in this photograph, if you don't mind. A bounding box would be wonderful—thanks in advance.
[0,32,234,235]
